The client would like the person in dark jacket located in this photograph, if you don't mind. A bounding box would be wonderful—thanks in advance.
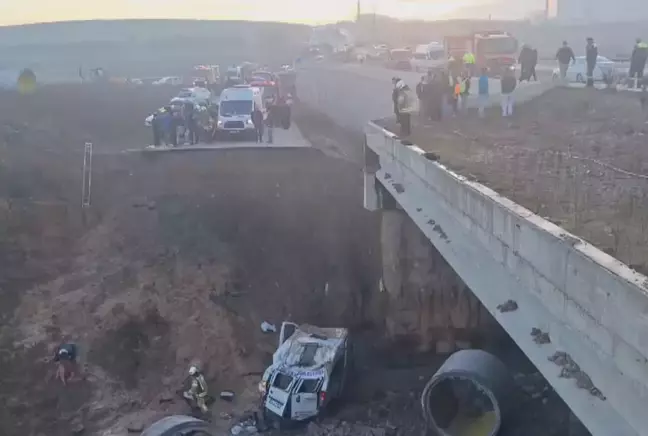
[416,76,426,119]
[266,97,279,144]
[424,71,443,122]
[500,67,517,117]
[151,112,162,147]
[585,37,598,87]
[630,38,648,87]
[518,44,533,82]
[530,48,538,81]
[556,41,576,83]
[251,104,264,143]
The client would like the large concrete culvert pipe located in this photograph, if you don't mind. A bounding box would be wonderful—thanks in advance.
[421,350,516,436]
[140,415,212,435]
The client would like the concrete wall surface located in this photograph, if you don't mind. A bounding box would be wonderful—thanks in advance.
[364,122,648,436]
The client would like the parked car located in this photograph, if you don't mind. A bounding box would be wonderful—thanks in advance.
[152,76,183,86]
[552,56,616,83]
[386,49,412,71]
[259,322,352,423]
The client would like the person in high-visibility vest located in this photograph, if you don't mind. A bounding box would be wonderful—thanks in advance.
[463,52,476,76]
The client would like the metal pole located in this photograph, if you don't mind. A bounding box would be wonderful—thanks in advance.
[81,142,93,208]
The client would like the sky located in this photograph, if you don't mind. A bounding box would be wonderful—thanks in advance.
[0,0,520,27]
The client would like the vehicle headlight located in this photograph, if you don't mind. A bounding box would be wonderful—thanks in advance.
[246,119,254,125]
[258,380,267,394]
[217,120,224,126]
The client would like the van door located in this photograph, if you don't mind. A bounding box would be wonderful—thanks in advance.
[279,322,298,347]
[290,378,321,421]
[265,372,294,418]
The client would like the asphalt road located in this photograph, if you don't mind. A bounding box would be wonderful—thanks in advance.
[296,62,551,130]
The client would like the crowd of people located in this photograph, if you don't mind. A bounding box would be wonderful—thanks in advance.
[150,101,211,147]
[391,36,648,138]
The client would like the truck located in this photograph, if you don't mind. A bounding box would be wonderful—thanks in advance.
[444,31,519,75]
[259,322,352,423]
[192,65,220,87]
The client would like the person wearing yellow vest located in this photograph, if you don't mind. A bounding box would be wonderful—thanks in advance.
[463,52,476,76]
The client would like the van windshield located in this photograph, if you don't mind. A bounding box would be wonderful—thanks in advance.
[220,100,253,116]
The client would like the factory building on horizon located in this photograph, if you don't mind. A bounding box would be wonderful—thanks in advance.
[556,0,648,23]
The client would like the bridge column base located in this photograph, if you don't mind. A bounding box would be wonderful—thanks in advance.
[380,204,496,354]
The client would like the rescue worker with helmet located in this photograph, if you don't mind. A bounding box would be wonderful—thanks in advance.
[53,342,78,385]
[630,38,648,87]
[184,365,210,414]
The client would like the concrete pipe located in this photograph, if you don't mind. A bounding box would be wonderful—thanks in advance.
[420,349,516,436]
[140,415,212,436]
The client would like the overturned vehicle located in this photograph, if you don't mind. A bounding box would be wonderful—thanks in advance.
[259,322,352,423]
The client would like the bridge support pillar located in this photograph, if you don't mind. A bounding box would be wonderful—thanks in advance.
[377,187,495,354]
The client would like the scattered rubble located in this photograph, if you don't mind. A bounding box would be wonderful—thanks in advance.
[531,328,551,344]
[304,421,387,436]
[260,321,277,333]
[497,299,518,313]
[549,351,606,400]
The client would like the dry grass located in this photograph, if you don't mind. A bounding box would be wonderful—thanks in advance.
[380,87,648,273]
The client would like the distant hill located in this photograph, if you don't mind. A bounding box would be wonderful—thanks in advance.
[0,20,311,81]
[0,19,310,46]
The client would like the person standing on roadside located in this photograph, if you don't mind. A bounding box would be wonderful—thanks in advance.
[477,68,489,118]
[556,41,576,83]
[585,37,598,87]
[530,48,539,81]
[630,38,648,87]
[394,78,414,136]
[500,67,516,117]
[251,103,264,143]
[416,76,426,119]
[518,44,533,82]
[266,97,279,144]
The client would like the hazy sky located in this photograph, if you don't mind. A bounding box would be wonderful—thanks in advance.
[0,0,523,26]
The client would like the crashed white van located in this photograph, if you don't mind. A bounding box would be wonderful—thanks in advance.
[259,322,352,422]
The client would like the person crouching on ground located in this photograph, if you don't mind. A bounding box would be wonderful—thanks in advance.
[394,78,414,137]
[478,68,489,118]
[500,67,517,117]
[53,342,78,385]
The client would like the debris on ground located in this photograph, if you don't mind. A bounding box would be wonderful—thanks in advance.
[549,351,606,400]
[260,321,277,333]
[497,300,518,313]
[531,328,551,344]
[220,390,235,401]
[230,415,260,436]
[304,421,387,436]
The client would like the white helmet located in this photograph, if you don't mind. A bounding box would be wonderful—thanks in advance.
[188,365,199,376]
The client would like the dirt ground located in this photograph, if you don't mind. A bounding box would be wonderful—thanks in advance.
[380,87,648,274]
[0,84,385,435]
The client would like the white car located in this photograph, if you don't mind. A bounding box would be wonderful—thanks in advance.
[259,322,352,423]
[552,56,616,83]
[175,87,211,105]
[152,76,183,86]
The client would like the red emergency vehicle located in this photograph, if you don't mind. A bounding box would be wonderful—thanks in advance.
[444,31,518,74]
